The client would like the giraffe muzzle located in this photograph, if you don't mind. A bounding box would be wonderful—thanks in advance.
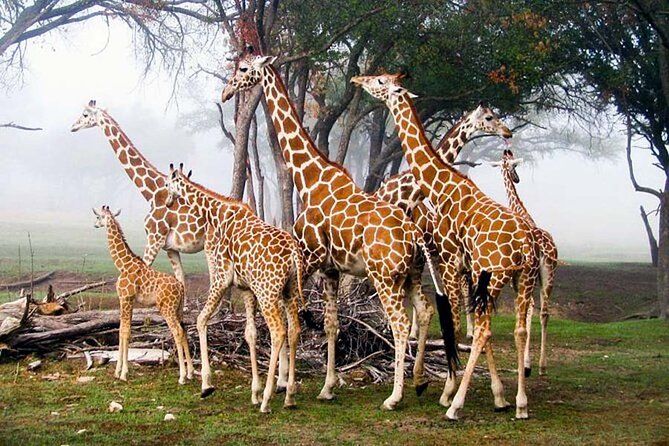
[221,85,235,103]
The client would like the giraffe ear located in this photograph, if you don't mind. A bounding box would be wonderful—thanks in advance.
[114,209,121,217]
[489,161,503,167]
[92,208,100,217]
[510,158,524,166]
[406,92,418,99]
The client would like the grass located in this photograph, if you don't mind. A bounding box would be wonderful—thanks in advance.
[0,317,667,445]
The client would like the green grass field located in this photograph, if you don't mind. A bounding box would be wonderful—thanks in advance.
[0,317,667,445]
[0,223,668,444]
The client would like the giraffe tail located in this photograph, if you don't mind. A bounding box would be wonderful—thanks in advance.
[416,236,460,375]
[468,270,493,314]
[291,246,305,309]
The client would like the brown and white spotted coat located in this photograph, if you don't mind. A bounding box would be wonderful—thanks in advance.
[354,74,540,420]
[220,51,457,410]
[374,107,512,339]
[166,165,303,413]
[71,101,207,284]
[93,206,193,384]
[492,149,559,376]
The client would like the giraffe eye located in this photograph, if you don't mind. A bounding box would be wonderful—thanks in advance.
[378,79,385,85]
[485,116,493,121]
[240,67,248,73]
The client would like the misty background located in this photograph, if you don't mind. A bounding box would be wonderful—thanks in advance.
[0,22,664,262]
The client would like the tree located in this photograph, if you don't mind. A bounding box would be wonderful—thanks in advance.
[558,0,669,318]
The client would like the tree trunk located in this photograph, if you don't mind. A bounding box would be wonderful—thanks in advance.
[640,205,659,266]
[261,98,294,230]
[658,177,669,319]
[245,161,257,213]
[230,88,263,200]
[249,115,265,220]
[334,89,362,165]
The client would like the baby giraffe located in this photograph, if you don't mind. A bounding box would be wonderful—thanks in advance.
[93,206,194,384]
[166,164,303,413]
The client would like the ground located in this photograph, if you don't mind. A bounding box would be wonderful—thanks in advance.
[0,230,668,444]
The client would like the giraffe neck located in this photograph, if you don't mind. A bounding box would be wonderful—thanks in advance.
[97,111,165,202]
[179,179,239,230]
[387,93,466,206]
[502,168,536,226]
[261,65,356,205]
[106,217,139,272]
[434,112,478,164]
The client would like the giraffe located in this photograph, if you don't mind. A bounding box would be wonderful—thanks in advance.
[165,164,303,413]
[374,106,512,340]
[92,205,193,384]
[220,49,458,410]
[491,149,558,376]
[353,73,540,420]
[71,100,207,285]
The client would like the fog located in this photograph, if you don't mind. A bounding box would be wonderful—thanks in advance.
[0,23,664,262]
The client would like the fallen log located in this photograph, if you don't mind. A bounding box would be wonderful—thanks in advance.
[0,271,55,291]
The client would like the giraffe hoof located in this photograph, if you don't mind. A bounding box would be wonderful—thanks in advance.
[200,387,216,399]
[316,392,335,401]
[415,382,429,397]
[283,401,297,410]
[276,385,287,394]
[381,399,399,411]
[515,407,529,419]
[494,404,512,413]
[260,406,272,414]
[524,367,532,378]
[539,367,547,376]
[444,409,459,421]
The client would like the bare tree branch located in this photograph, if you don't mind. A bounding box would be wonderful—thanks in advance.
[626,114,662,199]
[0,121,42,131]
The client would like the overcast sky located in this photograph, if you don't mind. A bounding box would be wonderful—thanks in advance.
[0,22,665,262]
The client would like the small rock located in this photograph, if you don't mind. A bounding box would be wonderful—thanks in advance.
[76,429,88,435]
[42,372,61,381]
[108,401,123,413]
[27,360,43,371]
[76,376,95,384]
[156,405,165,411]
[164,413,175,421]
[51,411,60,416]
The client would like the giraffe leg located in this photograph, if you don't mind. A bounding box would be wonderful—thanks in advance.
[181,322,194,380]
[276,300,289,393]
[539,261,555,376]
[166,250,186,286]
[241,290,263,405]
[283,283,301,409]
[445,270,506,420]
[197,262,230,397]
[406,268,433,395]
[486,338,511,411]
[439,261,465,407]
[461,275,474,340]
[163,308,187,385]
[260,299,286,414]
[373,277,410,411]
[514,268,537,419]
[409,310,419,340]
[118,296,134,382]
[523,296,535,377]
[317,271,340,401]
[142,231,167,267]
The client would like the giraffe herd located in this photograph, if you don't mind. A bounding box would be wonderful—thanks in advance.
[69,48,558,421]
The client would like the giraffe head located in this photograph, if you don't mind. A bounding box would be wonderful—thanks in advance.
[221,46,277,103]
[92,205,121,228]
[350,73,417,103]
[166,163,192,207]
[71,100,104,132]
[470,103,512,139]
[490,149,523,183]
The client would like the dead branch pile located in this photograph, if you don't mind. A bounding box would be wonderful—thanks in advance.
[0,277,455,383]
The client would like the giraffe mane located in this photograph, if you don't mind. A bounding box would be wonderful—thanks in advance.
[108,214,142,262]
[184,175,254,213]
